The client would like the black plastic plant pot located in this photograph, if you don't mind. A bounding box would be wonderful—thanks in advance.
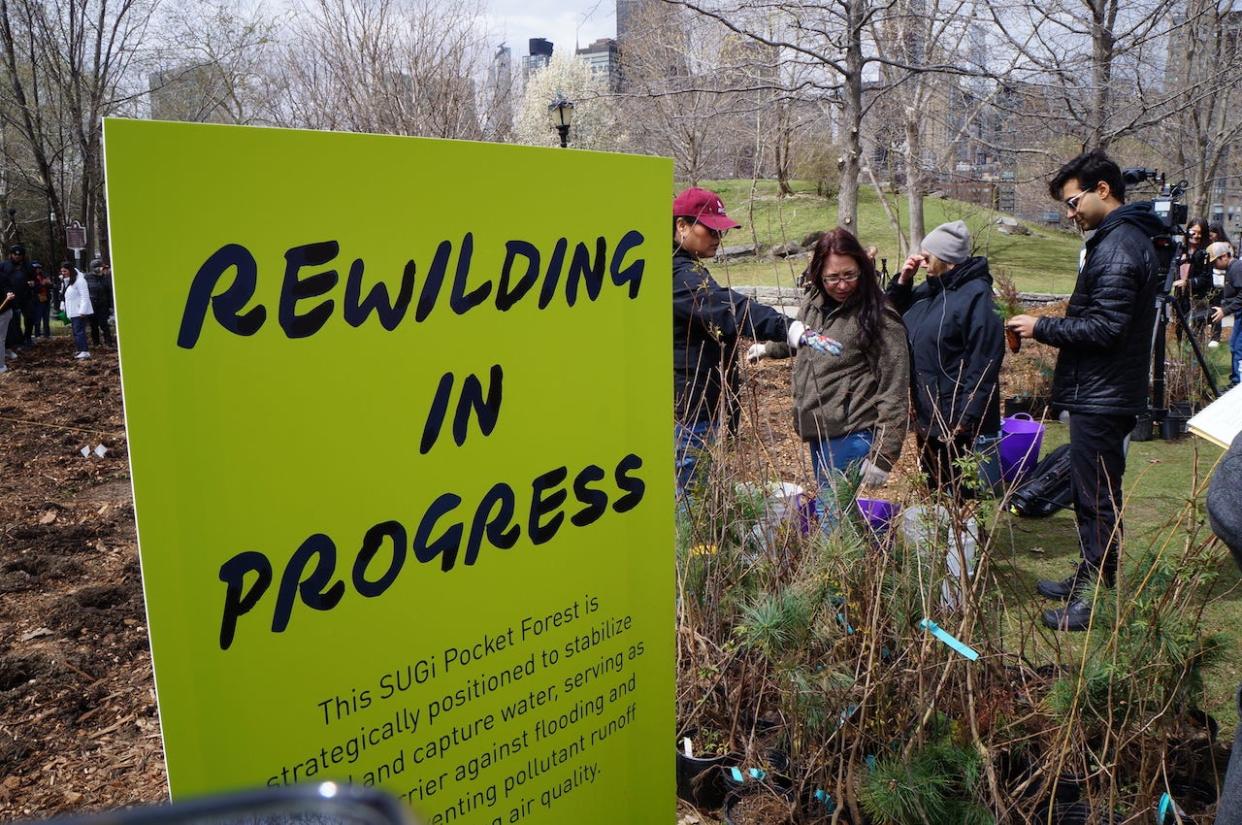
[676,745,738,810]
[1170,400,1195,417]
[1049,801,1122,825]
[1050,770,1086,804]
[1167,777,1218,811]
[997,748,1043,800]
[1188,708,1220,741]
[1005,396,1034,417]
[1162,414,1189,440]
[1131,414,1153,442]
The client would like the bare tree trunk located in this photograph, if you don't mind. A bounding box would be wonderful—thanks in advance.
[1089,1,1116,148]
[838,0,865,228]
[905,110,924,249]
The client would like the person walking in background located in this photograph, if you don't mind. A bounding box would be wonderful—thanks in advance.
[1209,242,1242,387]
[1008,149,1162,632]
[673,186,840,493]
[60,262,93,360]
[887,220,1004,498]
[19,259,37,345]
[749,228,909,520]
[0,243,34,357]
[31,262,51,339]
[84,258,113,347]
[0,259,15,374]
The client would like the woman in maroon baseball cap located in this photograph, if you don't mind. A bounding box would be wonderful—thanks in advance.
[672,187,838,494]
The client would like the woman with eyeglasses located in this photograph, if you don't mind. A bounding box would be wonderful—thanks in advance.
[673,187,840,493]
[1174,218,1212,341]
[749,227,909,516]
[887,220,1004,496]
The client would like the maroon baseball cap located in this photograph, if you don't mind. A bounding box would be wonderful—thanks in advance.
[673,187,742,231]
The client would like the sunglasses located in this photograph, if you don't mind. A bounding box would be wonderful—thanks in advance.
[1063,189,1092,211]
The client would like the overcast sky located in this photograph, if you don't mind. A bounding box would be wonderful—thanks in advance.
[483,0,615,61]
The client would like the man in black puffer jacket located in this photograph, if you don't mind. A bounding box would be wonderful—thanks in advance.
[1008,149,1163,632]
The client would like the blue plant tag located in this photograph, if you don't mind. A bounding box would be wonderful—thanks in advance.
[919,618,980,661]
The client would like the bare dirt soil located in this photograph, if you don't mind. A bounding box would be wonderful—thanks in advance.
[0,338,166,820]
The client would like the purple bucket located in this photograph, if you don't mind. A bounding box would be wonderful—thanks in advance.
[857,498,899,532]
[999,413,1045,483]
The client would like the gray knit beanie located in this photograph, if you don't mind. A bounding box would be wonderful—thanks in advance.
[921,220,971,265]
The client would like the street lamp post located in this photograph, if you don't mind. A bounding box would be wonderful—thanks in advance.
[548,97,575,148]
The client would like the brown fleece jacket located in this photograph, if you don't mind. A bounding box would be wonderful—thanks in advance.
[764,291,911,470]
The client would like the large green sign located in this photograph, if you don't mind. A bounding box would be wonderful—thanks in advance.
[103,119,673,825]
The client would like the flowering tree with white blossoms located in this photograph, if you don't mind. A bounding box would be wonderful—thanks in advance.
[513,54,625,152]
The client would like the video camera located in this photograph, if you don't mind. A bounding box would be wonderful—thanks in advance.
[1123,167,1189,283]
[1123,168,1188,225]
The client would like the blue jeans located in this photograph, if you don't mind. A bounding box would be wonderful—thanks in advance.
[809,430,874,524]
[71,316,89,353]
[675,420,714,493]
[1232,330,1241,387]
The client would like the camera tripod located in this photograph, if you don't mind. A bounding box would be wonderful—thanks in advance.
[1148,238,1221,437]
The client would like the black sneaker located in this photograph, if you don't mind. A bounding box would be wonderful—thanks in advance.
[1043,598,1094,632]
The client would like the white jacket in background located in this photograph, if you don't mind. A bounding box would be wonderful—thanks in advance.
[63,274,93,318]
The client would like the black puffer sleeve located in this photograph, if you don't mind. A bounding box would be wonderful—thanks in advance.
[1034,247,1141,350]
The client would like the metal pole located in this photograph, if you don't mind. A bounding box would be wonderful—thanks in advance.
[557,125,569,149]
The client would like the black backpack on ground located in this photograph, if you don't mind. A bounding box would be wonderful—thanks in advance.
[1009,444,1073,518]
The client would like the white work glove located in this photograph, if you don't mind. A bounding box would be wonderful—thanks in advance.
[860,459,890,487]
[786,320,807,350]
[786,320,844,357]
[746,343,768,363]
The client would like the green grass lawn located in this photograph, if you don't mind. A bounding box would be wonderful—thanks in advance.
[698,179,1084,294]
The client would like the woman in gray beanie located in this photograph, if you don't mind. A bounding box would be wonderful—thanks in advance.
[887,220,1005,496]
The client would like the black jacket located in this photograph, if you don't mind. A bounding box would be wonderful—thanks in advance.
[85,271,112,312]
[887,256,1004,439]
[1220,259,1242,318]
[1179,248,1212,295]
[0,259,33,314]
[1034,202,1163,415]
[673,248,792,426]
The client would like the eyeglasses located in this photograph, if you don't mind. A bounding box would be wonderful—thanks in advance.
[695,223,725,239]
[822,271,861,286]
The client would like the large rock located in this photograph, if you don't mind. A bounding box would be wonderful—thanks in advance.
[996,217,1031,235]
[716,243,758,260]
[801,230,825,249]
[769,241,804,258]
